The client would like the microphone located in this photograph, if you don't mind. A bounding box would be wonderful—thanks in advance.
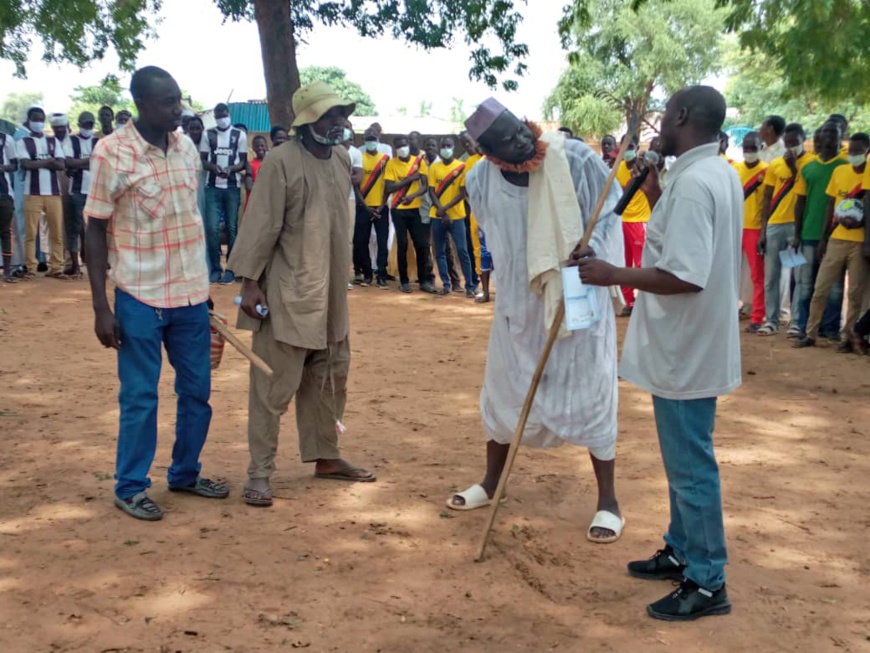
[614,151,660,216]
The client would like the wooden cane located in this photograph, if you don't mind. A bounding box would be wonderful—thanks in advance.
[474,127,640,562]
[210,314,274,377]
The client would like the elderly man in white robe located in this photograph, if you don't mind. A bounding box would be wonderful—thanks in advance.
[445,99,625,543]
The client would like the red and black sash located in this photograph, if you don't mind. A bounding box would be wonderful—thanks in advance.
[846,183,865,200]
[768,176,795,217]
[435,162,466,199]
[361,153,389,200]
[742,169,766,201]
[390,156,422,208]
[23,136,59,196]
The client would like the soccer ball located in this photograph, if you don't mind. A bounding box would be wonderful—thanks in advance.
[835,198,864,225]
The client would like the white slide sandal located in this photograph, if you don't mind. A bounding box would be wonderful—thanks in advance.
[445,484,507,511]
[586,510,626,544]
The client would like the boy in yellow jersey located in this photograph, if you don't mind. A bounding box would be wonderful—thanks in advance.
[615,135,651,315]
[429,136,475,296]
[384,134,435,293]
[732,131,768,332]
[756,123,811,335]
[354,129,391,288]
[795,133,870,353]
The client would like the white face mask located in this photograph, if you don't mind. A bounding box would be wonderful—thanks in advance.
[365,141,379,153]
[440,147,454,160]
[79,128,94,139]
[216,117,231,130]
[623,149,637,162]
[309,126,343,146]
[29,122,45,134]
[343,128,353,143]
[743,152,759,164]
[396,146,410,159]
[789,145,804,157]
[847,153,867,167]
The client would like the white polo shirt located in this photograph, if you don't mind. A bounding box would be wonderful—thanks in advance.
[348,144,362,201]
[620,142,743,400]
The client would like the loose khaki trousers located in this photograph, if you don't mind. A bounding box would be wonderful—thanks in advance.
[24,195,63,274]
[806,238,869,341]
[247,317,349,478]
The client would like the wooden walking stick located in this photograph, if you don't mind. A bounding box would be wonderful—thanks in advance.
[474,125,642,562]
[210,313,274,377]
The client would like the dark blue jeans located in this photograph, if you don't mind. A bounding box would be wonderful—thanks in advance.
[114,289,212,500]
[652,396,727,591]
[432,218,474,292]
[204,186,240,275]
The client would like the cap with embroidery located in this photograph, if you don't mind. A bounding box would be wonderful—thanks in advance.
[465,98,509,141]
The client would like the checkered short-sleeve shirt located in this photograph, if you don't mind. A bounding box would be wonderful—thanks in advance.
[85,124,209,308]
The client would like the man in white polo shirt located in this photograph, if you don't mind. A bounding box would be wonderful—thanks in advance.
[578,86,741,622]
[201,102,247,285]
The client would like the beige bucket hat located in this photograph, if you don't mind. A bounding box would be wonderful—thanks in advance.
[290,81,356,129]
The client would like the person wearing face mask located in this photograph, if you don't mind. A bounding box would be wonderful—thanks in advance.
[795,133,870,353]
[62,111,99,279]
[756,123,811,336]
[200,102,247,285]
[428,136,475,297]
[384,134,435,293]
[419,136,457,289]
[369,122,393,157]
[16,107,68,280]
[116,110,132,127]
[615,134,651,316]
[731,131,769,333]
[789,121,848,339]
[229,81,376,507]
[354,129,391,288]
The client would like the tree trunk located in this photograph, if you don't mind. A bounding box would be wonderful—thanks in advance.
[253,0,300,129]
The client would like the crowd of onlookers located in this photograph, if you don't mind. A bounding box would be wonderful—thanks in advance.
[3,101,867,354]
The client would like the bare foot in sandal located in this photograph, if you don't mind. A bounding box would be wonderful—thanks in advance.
[314,458,376,482]
[244,477,273,506]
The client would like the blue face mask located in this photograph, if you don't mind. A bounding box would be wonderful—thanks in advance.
[440,147,454,160]
[365,140,379,153]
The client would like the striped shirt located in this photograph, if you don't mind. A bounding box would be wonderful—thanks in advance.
[15,134,63,196]
[63,134,98,195]
[85,123,209,309]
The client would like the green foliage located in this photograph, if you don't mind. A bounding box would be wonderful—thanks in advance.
[0,92,44,124]
[450,98,467,126]
[299,67,377,115]
[418,101,433,118]
[0,0,162,78]
[724,41,870,134]
[217,0,529,91]
[68,74,135,121]
[548,0,726,139]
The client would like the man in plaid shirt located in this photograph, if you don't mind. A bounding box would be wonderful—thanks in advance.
[85,66,229,521]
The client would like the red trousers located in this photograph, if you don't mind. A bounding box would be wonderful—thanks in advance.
[741,228,765,324]
[621,221,646,308]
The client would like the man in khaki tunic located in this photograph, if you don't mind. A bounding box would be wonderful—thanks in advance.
[229,82,376,507]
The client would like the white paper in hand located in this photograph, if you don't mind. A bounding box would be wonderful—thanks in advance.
[562,266,600,331]
[778,249,807,269]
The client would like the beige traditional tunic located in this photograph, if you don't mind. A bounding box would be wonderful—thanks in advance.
[228,139,353,475]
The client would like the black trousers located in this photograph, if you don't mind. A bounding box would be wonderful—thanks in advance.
[463,215,479,286]
[391,208,430,285]
[353,204,389,280]
[0,194,12,258]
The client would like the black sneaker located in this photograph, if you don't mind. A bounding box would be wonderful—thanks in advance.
[376,278,388,289]
[37,262,48,272]
[399,283,411,293]
[627,546,686,581]
[647,580,731,622]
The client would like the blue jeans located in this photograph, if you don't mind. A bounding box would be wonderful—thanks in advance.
[114,289,212,499]
[652,396,727,591]
[204,186,240,275]
[432,218,474,292]
[763,223,794,328]
[791,241,844,336]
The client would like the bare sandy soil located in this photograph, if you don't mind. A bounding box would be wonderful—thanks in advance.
[0,278,868,653]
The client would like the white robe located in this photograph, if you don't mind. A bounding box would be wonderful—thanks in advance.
[465,140,624,453]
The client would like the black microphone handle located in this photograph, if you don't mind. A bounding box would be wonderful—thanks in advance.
[614,165,651,216]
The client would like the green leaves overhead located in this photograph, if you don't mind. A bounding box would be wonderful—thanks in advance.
[299,66,377,115]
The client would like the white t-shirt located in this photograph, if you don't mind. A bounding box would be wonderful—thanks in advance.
[760,139,785,164]
[15,134,63,196]
[63,134,97,195]
[620,142,743,400]
[347,145,362,201]
[200,127,247,189]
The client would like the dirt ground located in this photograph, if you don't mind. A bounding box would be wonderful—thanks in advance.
[0,278,868,653]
